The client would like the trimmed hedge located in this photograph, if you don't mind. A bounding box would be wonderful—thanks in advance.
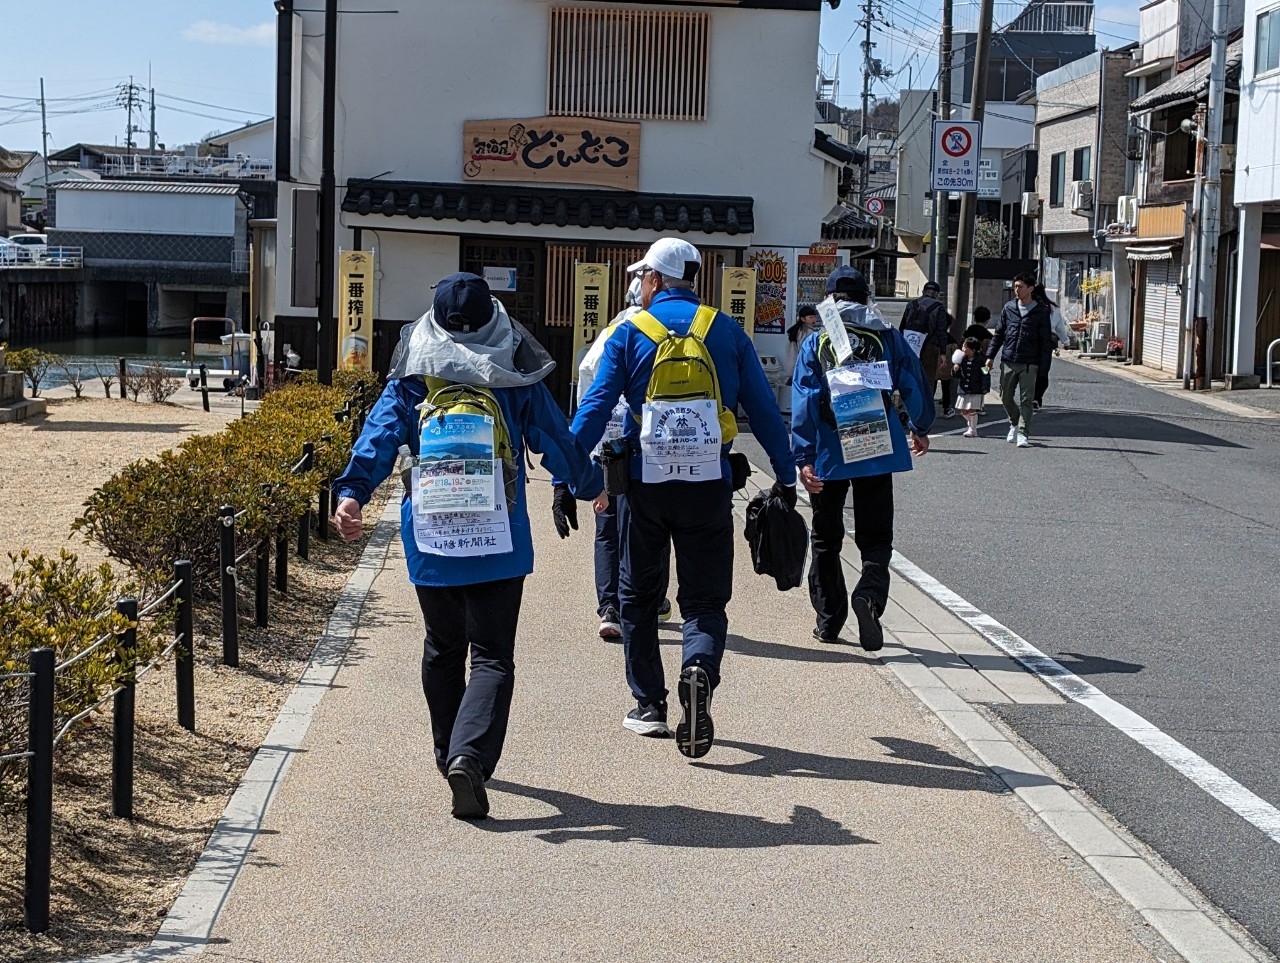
[75,378,372,594]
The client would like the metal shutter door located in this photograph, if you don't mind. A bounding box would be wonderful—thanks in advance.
[1141,258,1183,373]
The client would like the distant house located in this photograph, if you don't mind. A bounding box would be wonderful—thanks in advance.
[203,119,275,168]
[0,178,22,236]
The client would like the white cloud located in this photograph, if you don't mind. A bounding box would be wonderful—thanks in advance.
[182,21,275,47]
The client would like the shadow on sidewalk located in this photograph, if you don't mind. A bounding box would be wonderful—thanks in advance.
[481,782,873,849]
[726,634,877,664]
[692,738,1032,793]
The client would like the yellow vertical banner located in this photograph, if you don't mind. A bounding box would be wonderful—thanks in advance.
[572,262,611,375]
[721,267,758,336]
[338,249,375,371]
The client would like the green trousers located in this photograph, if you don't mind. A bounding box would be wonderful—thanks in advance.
[1000,362,1038,435]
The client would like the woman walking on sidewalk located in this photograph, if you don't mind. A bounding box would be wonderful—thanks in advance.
[332,273,601,820]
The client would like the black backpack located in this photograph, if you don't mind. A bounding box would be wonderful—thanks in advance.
[744,488,808,591]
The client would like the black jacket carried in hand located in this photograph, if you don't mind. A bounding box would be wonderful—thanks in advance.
[987,299,1052,366]
[744,488,808,591]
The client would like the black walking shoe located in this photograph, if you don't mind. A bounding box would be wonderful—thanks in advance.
[623,701,671,737]
[676,665,714,759]
[598,606,622,639]
[446,755,489,820]
[852,596,884,653]
[658,597,674,622]
[812,626,841,645]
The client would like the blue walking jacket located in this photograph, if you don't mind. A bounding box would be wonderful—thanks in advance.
[334,377,602,587]
[572,288,796,486]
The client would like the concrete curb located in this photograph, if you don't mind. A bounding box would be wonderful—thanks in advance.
[70,497,402,963]
[736,462,1270,963]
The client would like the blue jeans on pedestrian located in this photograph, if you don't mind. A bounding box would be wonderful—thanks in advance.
[618,479,734,706]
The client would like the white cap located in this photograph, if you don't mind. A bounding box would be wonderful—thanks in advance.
[626,237,702,282]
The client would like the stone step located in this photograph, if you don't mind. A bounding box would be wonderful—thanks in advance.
[0,397,47,424]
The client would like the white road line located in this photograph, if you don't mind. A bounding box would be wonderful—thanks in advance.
[890,552,1280,846]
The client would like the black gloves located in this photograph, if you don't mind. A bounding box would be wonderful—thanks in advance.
[552,483,579,539]
[771,480,798,510]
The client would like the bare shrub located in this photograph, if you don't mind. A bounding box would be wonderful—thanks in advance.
[92,362,118,399]
[143,363,182,404]
[60,362,88,398]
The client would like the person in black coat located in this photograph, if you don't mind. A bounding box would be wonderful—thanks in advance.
[951,336,991,437]
[985,272,1052,447]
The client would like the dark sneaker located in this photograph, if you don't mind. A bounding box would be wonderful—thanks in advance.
[676,666,714,759]
[598,607,622,639]
[446,755,489,820]
[623,701,670,737]
[812,626,840,645]
[852,596,884,653]
[658,597,674,622]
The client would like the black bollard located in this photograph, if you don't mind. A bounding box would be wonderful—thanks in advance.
[174,561,195,732]
[219,505,239,668]
[275,524,289,594]
[317,483,331,542]
[298,443,314,561]
[118,358,127,399]
[255,539,269,627]
[111,597,138,819]
[198,364,210,413]
[24,648,54,933]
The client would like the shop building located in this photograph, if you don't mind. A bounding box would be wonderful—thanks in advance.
[267,0,857,406]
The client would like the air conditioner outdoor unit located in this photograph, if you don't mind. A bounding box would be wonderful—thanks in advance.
[1021,191,1041,217]
[1117,195,1139,227]
[1069,180,1095,213]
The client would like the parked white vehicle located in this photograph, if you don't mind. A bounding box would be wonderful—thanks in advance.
[0,238,18,266]
[7,234,48,263]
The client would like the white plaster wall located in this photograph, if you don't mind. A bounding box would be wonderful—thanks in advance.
[217,123,275,161]
[56,190,236,235]
[359,231,461,322]
[981,104,1035,151]
[303,0,825,247]
[1236,0,1280,204]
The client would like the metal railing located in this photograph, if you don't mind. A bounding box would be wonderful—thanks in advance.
[231,249,250,275]
[0,246,83,269]
[99,152,273,180]
[956,0,1094,34]
[8,385,373,935]
[1266,338,1280,388]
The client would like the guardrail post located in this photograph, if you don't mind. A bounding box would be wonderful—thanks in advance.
[275,523,289,594]
[24,647,54,934]
[219,505,239,668]
[112,597,138,820]
[255,539,270,627]
[198,364,210,414]
[317,482,331,542]
[118,358,127,399]
[174,560,195,733]
[298,442,314,561]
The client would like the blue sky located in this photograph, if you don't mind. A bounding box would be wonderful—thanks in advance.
[0,1,1138,153]
[0,1,276,153]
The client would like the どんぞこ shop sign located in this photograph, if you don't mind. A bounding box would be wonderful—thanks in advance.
[463,118,640,191]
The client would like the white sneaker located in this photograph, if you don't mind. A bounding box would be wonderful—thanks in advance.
[1016,433,1031,448]
[1006,425,1018,443]
[963,428,977,438]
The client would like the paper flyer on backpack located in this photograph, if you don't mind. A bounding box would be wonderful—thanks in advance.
[411,466,515,558]
[639,398,722,483]
[415,413,498,514]
[827,368,893,465]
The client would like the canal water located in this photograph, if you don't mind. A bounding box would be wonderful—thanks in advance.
[15,336,240,388]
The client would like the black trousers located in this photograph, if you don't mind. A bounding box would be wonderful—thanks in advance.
[414,577,525,779]
[1034,353,1053,405]
[807,474,894,639]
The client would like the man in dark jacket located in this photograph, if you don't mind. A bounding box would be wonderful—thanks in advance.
[986,272,1052,448]
[900,280,954,411]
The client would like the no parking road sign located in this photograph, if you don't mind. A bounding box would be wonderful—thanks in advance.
[931,119,982,193]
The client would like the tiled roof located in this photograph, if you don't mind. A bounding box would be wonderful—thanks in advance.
[1130,39,1243,112]
[0,147,36,173]
[865,184,897,200]
[822,207,879,241]
[342,180,754,236]
[54,180,242,195]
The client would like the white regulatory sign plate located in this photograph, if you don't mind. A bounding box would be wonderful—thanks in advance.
[930,120,982,194]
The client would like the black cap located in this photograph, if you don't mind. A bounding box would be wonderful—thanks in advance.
[922,280,940,294]
[825,265,869,298]
[433,273,493,332]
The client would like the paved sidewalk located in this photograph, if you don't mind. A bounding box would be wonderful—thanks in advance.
[203,472,1178,963]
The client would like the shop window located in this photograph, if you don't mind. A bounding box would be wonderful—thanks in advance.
[1049,152,1067,207]
[548,7,709,121]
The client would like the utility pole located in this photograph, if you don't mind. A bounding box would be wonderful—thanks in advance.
[1196,0,1230,389]
[39,78,49,204]
[1182,104,1206,390]
[149,88,156,153]
[317,0,339,385]
[949,0,994,324]
[859,0,874,202]
[931,0,953,293]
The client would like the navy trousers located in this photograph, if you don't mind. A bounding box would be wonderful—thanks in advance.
[596,493,671,617]
[618,479,734,707]
[415,577,525,779]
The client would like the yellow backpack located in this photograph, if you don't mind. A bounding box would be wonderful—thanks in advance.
[629,305,738,443]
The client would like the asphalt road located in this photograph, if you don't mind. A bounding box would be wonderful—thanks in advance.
[737,358,1280,956]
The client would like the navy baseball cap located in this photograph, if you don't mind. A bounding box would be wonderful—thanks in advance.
[433,273,494,332]
[825,265,868,297]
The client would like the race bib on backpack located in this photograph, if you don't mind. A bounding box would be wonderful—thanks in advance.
[640,398,722,483]
[903,330,926,357]
[826,368,893,465]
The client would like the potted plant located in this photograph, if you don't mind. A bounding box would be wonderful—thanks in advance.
[1107,338,1125,359]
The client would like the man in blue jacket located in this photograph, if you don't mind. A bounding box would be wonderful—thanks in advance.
[572,237,796,759]
[792,267,933,651]
[332,273,601,820]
